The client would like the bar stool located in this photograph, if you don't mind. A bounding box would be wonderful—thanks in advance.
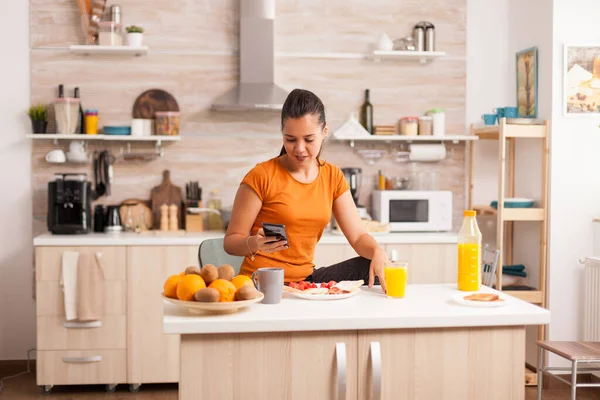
[537,341,600,400]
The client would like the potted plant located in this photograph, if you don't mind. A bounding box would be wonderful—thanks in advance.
[126,25,144,47]
[28,104,47,134]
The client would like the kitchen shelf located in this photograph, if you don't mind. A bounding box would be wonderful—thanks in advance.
[27,134,179,143]
[471,206,545,221]
[472,123,547,140]
[370,50,446,63]
[334,134,477,147]
[69,45,149,56]
[503,290,544,305]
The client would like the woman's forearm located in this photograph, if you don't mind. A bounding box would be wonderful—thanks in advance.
[350,233,386,260]
[223,233,255,257]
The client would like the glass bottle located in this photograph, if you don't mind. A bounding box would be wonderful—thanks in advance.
[457,210,482,291]
[359,89,374,134]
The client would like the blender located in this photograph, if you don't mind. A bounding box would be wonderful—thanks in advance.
[341,168,371,219]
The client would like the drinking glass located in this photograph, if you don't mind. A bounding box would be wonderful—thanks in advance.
[384,261,408,298]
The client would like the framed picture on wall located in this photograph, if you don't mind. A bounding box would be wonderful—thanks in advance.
[564,44,600,116]
[516,47,538,118]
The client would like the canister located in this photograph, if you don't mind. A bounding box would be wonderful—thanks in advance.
[155,111,181,136]
[84,109,99,135]
[426,108,445,136]
[413,23,425,52]
[425,23,435,51]
[398,117,418,136]
[98,21,123,46]
[418,116,433,135]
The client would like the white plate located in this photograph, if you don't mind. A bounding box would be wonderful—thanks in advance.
[452,292,507,308]
[286,289,360,301]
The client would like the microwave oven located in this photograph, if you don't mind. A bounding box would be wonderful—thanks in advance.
[371,190,452,232]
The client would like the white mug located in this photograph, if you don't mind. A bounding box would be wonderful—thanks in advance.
[46,149,66,163]
[68,141,86,155]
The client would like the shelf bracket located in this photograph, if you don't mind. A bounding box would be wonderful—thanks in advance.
[349,140,355,148]
[156,141,164,157]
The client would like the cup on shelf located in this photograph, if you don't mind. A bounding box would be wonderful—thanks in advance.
[45,149,67,163]
[504,107,518,118]
[482,114,497,126]
[131,118,153,137]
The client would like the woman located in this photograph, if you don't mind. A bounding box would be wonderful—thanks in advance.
[223,88,387,292]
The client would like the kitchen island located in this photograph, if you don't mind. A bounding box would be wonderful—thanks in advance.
[164,284,550,400]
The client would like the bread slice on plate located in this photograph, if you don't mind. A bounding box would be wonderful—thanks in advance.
[333,280,364,293]
[463,293,503,302]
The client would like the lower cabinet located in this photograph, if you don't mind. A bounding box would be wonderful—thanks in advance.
[179,331,358,400]
[127,246,199,384]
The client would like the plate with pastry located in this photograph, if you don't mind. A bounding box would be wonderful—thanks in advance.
[283,280,363,300]
[452,292,507,308]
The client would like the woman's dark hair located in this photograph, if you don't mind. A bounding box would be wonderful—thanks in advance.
[279,89,326,164]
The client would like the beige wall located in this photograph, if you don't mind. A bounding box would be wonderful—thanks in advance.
[31,0,467,236]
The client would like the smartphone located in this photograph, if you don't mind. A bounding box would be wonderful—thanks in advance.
[262,222,288,243]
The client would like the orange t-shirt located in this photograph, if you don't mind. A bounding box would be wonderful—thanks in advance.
[239,157,350,282]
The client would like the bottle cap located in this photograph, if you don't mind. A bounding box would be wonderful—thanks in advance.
[464,210,476,217]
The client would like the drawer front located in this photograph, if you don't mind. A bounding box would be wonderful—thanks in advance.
[36,247,127,282]
[36,349,126,386]
[37,315,126,350]
[36,280,126,317]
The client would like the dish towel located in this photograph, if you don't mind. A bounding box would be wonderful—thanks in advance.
[77,252,106,322]
[60,251,80,321]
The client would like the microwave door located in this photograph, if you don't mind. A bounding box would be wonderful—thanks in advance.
[389,199,429,223]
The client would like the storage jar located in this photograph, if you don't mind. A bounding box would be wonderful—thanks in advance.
[426,108,445,136]
[418,116,433,135]
[155,111,180,136]
[398,117,418,136]
[98,21,123,46]
[84,109,99,135]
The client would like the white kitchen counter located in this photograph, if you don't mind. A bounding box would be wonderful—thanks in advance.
[163,284,550,335]
[33,231,458,246]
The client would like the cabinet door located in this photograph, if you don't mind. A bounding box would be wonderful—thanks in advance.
[314,244,359,269]
[357,328,524,400]
[127,245,198,383]
[179,331,358,400]
[385,244,456,284]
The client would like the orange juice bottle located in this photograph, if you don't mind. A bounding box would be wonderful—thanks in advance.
[457,210,482,291]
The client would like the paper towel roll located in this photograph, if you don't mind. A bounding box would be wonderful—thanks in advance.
[409,144,446,162]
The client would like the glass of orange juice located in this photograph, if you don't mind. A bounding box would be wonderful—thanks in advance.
[384,261,408,298]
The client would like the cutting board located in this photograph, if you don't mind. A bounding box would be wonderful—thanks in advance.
[132,89,180,119]
[150,170,184,230]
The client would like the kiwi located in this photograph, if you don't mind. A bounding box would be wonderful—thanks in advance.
[236,285,261,301]
[200,264,218,285]
[184,266,201,276]
[194,287,220,302]
[218,264,235,281]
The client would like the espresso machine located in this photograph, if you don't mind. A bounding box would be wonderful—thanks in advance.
[48,173,92,234]
[341,168,370,219]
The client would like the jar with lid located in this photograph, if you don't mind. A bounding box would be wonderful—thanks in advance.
[98,21,123,46]
[84,109,99,134]
[155,111,181,136]
[426,108,445,136]
[398,117,418,136]
[418,116,433,135]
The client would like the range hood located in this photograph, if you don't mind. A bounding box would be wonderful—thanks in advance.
[211,0,289,111]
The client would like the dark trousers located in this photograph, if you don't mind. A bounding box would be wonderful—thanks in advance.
[306,256,381,285]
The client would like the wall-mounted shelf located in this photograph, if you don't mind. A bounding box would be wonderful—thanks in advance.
[27,134,180,148]
[370,50,446,63]
[334,134,477,148]
[69,45,149,56]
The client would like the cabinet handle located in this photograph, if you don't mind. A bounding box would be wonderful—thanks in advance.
[335,342,347,400]
[62,356,102,363]
[63,321,102,329]
[370,342,382,400]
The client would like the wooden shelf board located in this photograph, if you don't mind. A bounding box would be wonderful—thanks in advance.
[69,45,149,56]
[503,290,544,304]
[472,123,546,140]
[501,208,544,221]
[26,134,180,142]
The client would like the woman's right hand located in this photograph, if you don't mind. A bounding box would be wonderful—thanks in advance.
[249,228,289,255]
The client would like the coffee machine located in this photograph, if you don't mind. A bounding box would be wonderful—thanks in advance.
[341,167,370,219]
[48,173,92,234]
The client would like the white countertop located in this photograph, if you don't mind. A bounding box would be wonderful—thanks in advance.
[33,231,458,246]
[163,284,550,335]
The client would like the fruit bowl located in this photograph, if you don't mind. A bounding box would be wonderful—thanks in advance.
[161,292,264,315]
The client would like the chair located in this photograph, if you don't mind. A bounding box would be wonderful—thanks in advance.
[198,238,244,275]
[537,341,600,399]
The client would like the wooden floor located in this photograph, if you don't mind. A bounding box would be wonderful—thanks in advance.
[1,364,599,399]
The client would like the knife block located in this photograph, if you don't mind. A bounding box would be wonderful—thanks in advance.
[185,201,205,232]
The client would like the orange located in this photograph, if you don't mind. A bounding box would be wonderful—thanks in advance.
[163,274,182,299]
[231,275,253,291]
[208,279,237,302]
[179,271,185,276]
[176,274,206,301]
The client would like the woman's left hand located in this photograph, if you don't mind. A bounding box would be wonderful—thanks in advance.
[369,248,388,293]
